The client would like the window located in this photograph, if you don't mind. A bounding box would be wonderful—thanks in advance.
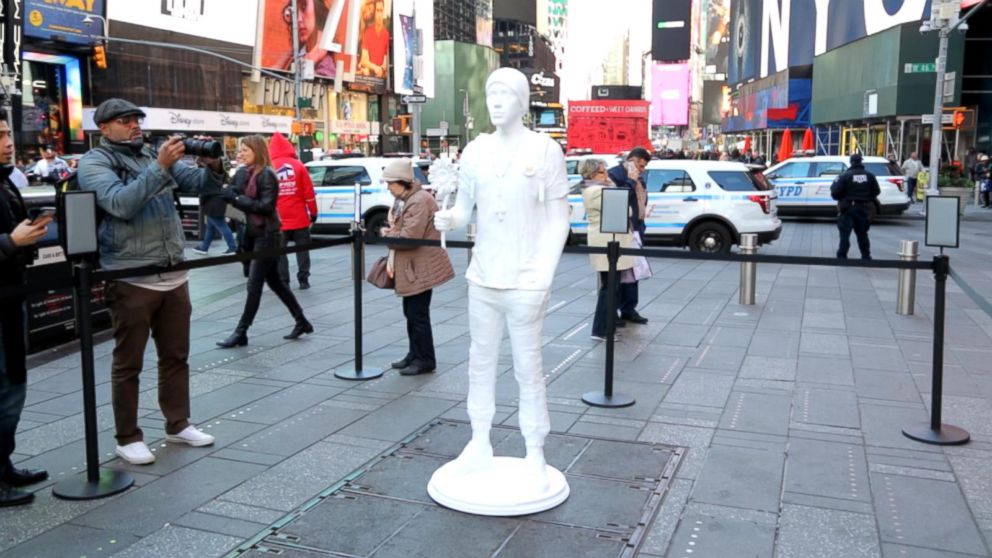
[709,171,767,191]
[768,162,811,179]
[566,160,580,175]
[864,162,901,177]
[644,169,696,193]
[326,166,371,186]
[814,162,846,177]
[307,166,328,185]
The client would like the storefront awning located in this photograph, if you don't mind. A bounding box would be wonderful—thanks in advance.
[82,107,293,135]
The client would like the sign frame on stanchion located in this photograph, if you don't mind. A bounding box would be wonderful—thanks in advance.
[52,190,133,500]
[582,188,635,408]
[903,197,969,446]
[334,183,384,381]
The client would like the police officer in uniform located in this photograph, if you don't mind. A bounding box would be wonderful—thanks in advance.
[831,153,880,259]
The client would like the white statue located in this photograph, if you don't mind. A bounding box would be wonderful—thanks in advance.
[429,67,572,515]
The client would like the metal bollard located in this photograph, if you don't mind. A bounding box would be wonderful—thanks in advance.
[897,240,919,316]
[739,233,758,305]
[467,223,477,264]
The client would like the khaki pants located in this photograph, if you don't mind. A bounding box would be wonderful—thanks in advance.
[106,281,192,445]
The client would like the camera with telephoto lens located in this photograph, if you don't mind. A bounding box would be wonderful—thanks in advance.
[176,134,223,158]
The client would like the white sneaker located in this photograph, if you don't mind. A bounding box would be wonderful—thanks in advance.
[165,425,215,447]
[192,248,209,255]
[115,441,155,465]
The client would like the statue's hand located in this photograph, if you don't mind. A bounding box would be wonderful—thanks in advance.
[434,209,455,232]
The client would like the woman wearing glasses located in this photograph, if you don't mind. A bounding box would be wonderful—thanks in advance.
[578,159,634,341]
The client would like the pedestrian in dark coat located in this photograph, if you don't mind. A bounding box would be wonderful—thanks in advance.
[0,110,51,506]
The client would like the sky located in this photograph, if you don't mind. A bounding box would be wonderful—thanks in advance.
[561,0,651,102]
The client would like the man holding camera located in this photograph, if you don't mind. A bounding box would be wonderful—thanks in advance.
[0,109,51,506]
[77,98,225,465]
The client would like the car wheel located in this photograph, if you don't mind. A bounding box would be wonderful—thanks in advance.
[688,222,732,253]
[364,211,388,241]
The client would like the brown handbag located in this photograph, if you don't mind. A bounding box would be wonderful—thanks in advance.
[366,256,394,289]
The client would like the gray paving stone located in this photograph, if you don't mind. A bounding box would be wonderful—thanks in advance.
[667,508,776,558]
[231,383,341,424]
[796,387,861,429]
[657,323,709,347]
[800,332,851,356]
[4,523,140,558]
[222,441,381,512]
[74,457,266,536]
[190,382,284,423]
[664,370,735,408]
[803,312,847,330]
[781,491,875,515]
[719,391,791,435]
[748,330,800,358]
[948,454,992,518]
[851,342,909,372]
[372,505,518,558]
[108,525,241,558]
[567,419,643,441]
[797,355,855,386]
[197,500,286,525]
[231,402,366,457]
[871,473,988,556]
[690,344,747,372]
[855,369,923,403]
[691,444,784,513]
[639,478,693,556]
[173,510,268,539]
[777,504,880,558]
[538,474,654,532]
[739,355,797,381]
[568,439,674,481]
[880,543,987,557]
[337,393,456,442]
[785,438,871,503]
[860,403,936,451]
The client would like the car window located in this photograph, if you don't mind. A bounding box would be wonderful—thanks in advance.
[327,166,372,186]
[814,162,846,177]
[307,166,328,185]
[864,162,901,176]
[413,165,428,184]
[768,162,811,179]
[709,170,767,191]
[566,160,579,175]
[644,169,695,193]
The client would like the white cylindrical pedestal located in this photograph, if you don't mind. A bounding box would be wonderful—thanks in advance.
[427,456,569,516]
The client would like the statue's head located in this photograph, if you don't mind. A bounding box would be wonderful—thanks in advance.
[485,68,529,128]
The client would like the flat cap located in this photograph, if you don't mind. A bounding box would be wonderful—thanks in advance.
[93,98,146,125]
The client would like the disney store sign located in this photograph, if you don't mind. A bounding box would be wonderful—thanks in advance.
[83,107,293,135]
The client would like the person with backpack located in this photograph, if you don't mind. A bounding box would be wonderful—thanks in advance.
[268,132,317,290]
[216,135,314,348]
[76,98,225,465]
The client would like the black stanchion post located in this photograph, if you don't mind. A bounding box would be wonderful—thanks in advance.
[902,254,969,445]
[53,261,133,500]
[582,240,635,408]
[334,222,383,381]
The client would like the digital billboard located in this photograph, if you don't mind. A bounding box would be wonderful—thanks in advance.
[651,0,691,62]
[25,0,105,45]
[393,0,434,97]
[651,63,690,126]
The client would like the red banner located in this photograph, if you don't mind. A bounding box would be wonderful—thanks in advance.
[566,100,653,155]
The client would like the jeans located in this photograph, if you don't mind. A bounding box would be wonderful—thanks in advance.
[235,232,306,334]
[0,319,27,479]
[592,271,621,337]
[466,285,551,448]
[402,289,435,368]
[837,205,871,259]
[198,216,237,252]
[277,227,312,285]
[106,281,193,444]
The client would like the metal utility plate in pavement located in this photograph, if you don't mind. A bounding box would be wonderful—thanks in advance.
[234,420,683,558]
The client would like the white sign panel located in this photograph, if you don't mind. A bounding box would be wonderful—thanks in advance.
[331,120,371,136]
[392,0,435,97]
[83,107,293,134]
[107,0,258,46]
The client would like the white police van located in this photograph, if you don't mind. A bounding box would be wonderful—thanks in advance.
[305,157,428,237]
[568,160,782,252]
[763,156,909,217]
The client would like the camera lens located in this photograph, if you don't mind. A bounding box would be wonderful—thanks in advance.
[182,139,223,158]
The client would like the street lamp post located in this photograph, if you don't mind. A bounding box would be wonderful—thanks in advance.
[921,0,988,200]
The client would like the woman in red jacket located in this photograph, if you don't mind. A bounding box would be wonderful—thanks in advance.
[269,133,318,289]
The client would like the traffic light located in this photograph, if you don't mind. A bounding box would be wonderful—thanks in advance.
[92,44,107,69]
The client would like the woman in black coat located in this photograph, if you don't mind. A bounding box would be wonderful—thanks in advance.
[217,135,313,347]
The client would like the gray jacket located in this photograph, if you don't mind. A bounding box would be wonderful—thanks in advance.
[77,139,224,270]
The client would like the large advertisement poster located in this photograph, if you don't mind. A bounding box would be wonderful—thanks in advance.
[261,0,360,84]
[352,0,392,93]
[476,0,493,48]
[107,0,257,45]
[392,0,434,97]
[25,0,105,45]
[651,63,690,126]
[652,0,691,62]
[566,100,652,154]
